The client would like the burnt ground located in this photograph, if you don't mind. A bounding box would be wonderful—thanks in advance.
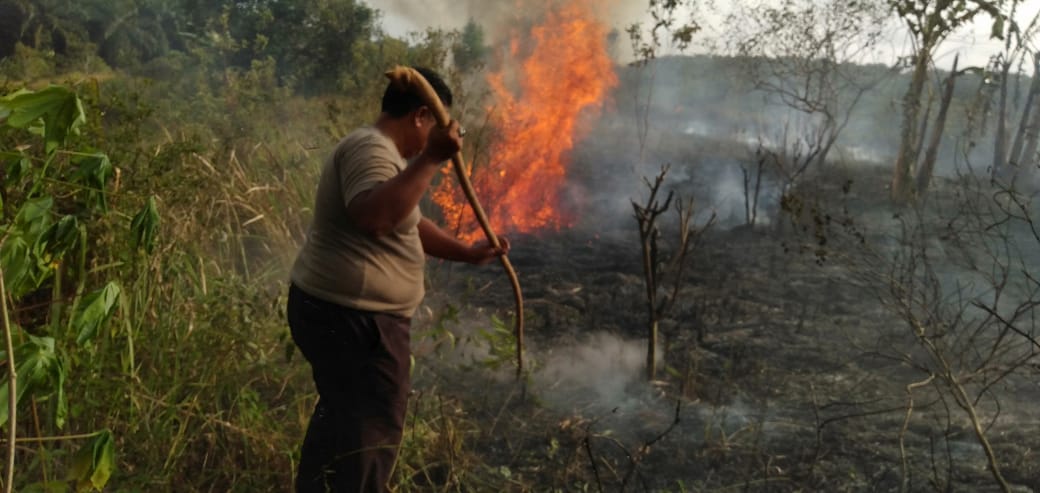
[409,161,1040,492]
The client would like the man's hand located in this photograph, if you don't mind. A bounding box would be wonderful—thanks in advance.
[466,237,510,265]
[419,119,463,164]
[418,218,509,264]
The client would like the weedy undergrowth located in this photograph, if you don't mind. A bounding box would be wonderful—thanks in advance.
[1,85,158,492]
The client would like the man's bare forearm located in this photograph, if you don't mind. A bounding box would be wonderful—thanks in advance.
[418,217,474,262]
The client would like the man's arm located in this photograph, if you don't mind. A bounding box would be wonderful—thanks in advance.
[348,158,440,236]
[418,218,508,265]
[348,121,461,236]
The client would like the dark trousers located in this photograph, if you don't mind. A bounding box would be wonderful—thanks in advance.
[287,283,412,493]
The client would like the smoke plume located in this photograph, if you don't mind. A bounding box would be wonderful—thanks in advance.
[535,331,656,410]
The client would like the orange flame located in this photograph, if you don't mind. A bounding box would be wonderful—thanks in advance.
[433,0,618,242]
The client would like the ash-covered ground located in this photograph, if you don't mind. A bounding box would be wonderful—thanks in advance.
[410,127,1040,492]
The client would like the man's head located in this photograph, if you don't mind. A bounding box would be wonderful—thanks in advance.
[380,66,453,159]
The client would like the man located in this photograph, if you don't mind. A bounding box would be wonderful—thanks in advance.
[287,67,507,492]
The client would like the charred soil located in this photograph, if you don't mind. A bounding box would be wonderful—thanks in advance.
[411,162,1040,492]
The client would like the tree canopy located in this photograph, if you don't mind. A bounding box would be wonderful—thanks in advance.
[0,0,394,93]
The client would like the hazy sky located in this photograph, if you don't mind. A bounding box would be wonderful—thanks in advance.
[929,3,1040,69]
[372,0,1040,71]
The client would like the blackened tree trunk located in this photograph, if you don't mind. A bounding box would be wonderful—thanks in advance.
[892,46,932,203]
[917,55,959,195]
[1020,98,1040,179]
[1008,53,1040,170]
[993,59,1012,179]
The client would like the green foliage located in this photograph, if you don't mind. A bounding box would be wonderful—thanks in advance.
[36,214,80,267]
[178,0,380,92]
[69,152,113,210]
[454,19,488,73]
[473,314,518,371]
[68,430,115,492]
[0,333,65,428]
[0,85,85,154]
[0,83,160,490]
[0,6,479,489]
[72,281,120,345]
[2,196,55,297]
[129,195,159,253]
[0,0,478,99]
[415,302,460,355]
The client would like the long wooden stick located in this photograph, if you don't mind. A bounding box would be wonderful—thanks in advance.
[1,268,16,493]
[385,66,525,378]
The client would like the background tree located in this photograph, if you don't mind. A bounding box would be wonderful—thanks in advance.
[728,0,891,172]
[85,0,178,67]
[0,1,29,59]
[726,0,892,225]
[453,18,487,73]
[0,0,88,57]
[888,0,1005,203]
[212,0,377,93]
[977,0,1040,184]
[625,0,704,163]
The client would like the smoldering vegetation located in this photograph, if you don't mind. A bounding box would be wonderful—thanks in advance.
[572,55,1029,229]
[408,52,1040,491]
[413,167,1040,491]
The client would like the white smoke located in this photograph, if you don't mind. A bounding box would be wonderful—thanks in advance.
[535,331,657,409]
[413,302,662,410]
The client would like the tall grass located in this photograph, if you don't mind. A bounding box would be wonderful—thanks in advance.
[0,38,531,491]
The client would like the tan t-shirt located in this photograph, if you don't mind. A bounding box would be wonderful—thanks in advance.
[290,126,425,317]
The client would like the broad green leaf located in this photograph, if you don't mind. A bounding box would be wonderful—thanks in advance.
[1,236,36,298]
[35,215,81,267]
[69,444,91,487]
[15,196,54,231]
[0,231,57,299]
[0,86,86,154]
[130,196,160,253]
[74,282,122,345]
[0,334,62,427]
[70,153,113,211]
[2,154,30,186]
[3,197,56,297]
[69,430,115,492]
[90,431,115,490]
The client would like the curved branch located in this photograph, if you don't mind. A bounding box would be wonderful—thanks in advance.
[384,66,526,378]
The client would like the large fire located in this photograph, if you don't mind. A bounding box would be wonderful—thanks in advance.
[432,0,618,242]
